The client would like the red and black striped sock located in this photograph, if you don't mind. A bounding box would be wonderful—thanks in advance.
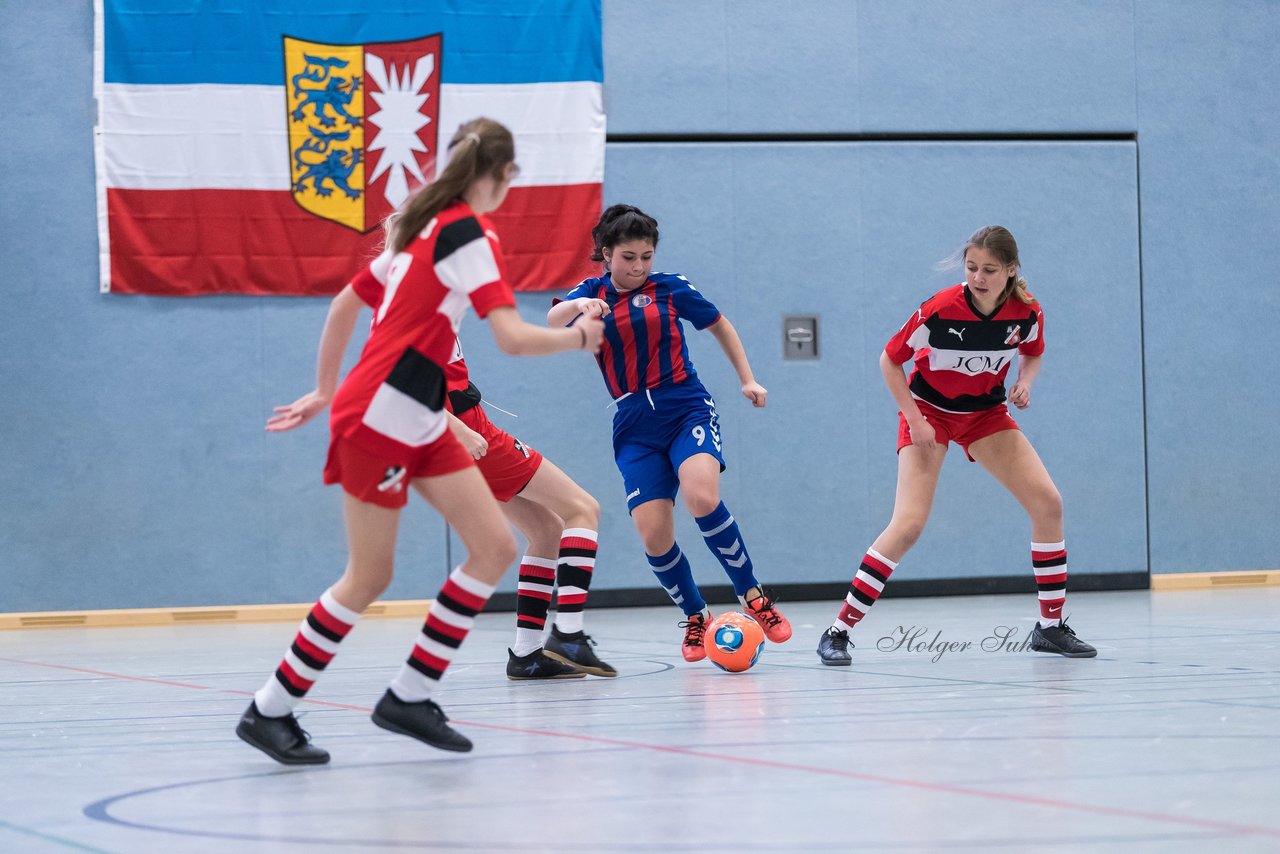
[254,587,360,718]
[553,528,598,635]
[389,567,495,702]
[512,555,556,656]
[1032,541,1067,626]
[833,548,898,632]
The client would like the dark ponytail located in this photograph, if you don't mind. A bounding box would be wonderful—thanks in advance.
[390,117,515,253]
[590,204,660,263]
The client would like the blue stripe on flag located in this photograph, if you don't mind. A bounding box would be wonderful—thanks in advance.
[103,0,602,85]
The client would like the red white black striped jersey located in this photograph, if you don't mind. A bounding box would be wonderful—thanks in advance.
[885,283,1044,413]
[330,201,515,458]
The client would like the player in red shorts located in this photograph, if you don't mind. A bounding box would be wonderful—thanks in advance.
[271,229,618,682]
[235,118,605,767]
[815,225,1097,666]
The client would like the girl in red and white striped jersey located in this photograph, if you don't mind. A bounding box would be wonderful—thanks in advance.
[816,226,1096,665]
[235,118,604,766]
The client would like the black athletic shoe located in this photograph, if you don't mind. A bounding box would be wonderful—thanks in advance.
[506,647,587,680]
[235,701,330,765]
[1030,621,1098,658]
[543,627,618,677]
[371,690,473,752]
[816,627,853,666]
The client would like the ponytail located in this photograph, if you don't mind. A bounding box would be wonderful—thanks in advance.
[390,118,514,254]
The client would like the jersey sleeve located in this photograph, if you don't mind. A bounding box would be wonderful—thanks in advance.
[668,275,721,330]
[885,303,933,364]
[350,251,392,308]
[432,215,516,318]
[1019,305,1046,357]
[555,278,598,307]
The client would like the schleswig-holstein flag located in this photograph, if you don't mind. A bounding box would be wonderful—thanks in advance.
[95,1,603,295]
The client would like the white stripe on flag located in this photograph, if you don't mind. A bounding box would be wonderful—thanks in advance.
[99,81,602,190]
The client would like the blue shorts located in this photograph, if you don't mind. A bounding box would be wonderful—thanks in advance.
[612,379,726,513]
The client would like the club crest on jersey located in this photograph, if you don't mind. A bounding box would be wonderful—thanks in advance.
[1004,325,1023,345]
[631,293,653,308]
[512,439,531,459]
[284,33,441,233]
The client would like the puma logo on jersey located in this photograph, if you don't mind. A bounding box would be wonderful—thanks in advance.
[948,327,965,341]
[377,466,407,493]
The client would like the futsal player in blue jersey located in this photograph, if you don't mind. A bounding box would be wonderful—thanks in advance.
[548,204,791,661]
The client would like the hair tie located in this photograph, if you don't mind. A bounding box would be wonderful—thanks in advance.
[466,132,481,145]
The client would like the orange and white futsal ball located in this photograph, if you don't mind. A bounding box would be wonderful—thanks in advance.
[705,611,765,672]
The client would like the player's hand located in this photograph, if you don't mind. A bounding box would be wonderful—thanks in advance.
[575,297,611,319]
[742,381,767,408]
[266,390,330,432]
[577,316,605,353]
[908,416,938,450]
[1008,382,1032,409]
[457,426,489,459]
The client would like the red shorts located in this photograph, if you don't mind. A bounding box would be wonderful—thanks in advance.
[897,401,1020,462]
[323,431,475,509]
[458,405,544,502]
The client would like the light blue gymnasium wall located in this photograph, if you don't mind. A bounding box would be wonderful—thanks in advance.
[0,1,1275,613]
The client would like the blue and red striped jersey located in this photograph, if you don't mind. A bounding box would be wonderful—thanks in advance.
[563,272,722,398]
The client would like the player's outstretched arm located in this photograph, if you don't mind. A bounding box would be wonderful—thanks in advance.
[265,284,364,432]
[707,316,767,407]
[547,297,608,327]
[489,306,603,356]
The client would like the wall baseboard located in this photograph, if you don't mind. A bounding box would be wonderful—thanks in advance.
[1149,570,1280,591]
[0,600,433,631]
[0,572,1151,630]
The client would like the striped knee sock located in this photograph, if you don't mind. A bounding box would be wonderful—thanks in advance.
[694,502,759,596]
[512,556,557,656]
[833,549,898,631]
[254,587,361,718]
[553,528,598,635]
[389,567,495,703]
[1032,541,1067,626]
[646,544,706,617]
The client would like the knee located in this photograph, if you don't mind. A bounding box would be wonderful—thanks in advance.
[569,491,600,528]
[476,529,519,571]
[1031,486,1064,523]
[682,488,720,518]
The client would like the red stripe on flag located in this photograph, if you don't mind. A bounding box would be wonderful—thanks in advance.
[106,184,599,296]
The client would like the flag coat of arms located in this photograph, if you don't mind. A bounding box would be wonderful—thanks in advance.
[95,1,603,296]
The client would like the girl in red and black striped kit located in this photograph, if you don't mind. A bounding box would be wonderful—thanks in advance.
[816,226,1096,665]
[235,118,604,766]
